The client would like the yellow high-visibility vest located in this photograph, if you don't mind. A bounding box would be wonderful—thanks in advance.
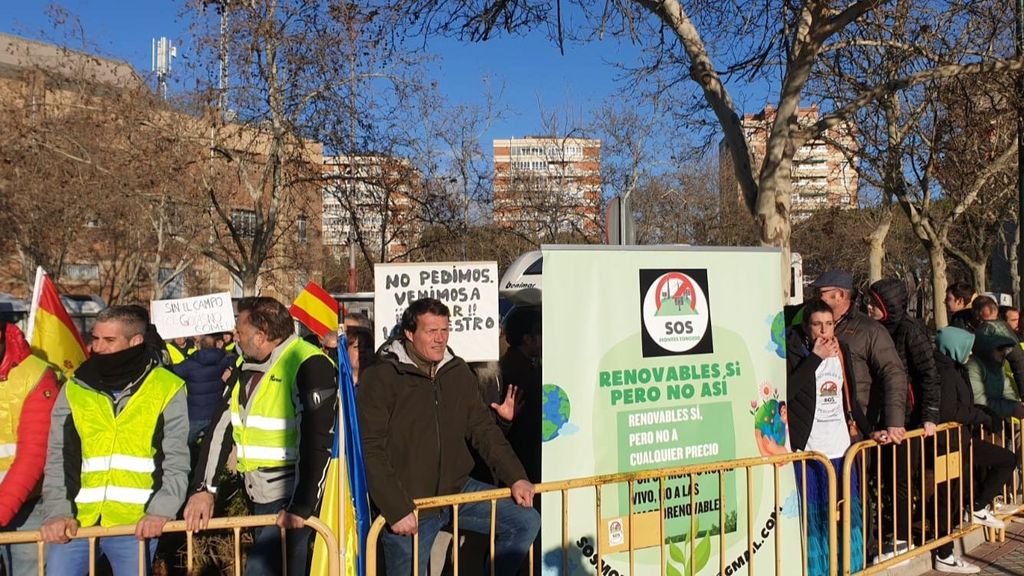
[0,356,50,479]
[66,367,184,527]
[230,339,323,472]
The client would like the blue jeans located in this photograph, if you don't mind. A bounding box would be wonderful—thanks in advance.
[46,534,156,576]
[1,498,44,576]
[380,478,541,576]
[246,499,314,576]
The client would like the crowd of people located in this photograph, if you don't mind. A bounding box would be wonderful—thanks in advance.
[3,273,1022,575]
[787,272,1021,575]
[0,296,541,576]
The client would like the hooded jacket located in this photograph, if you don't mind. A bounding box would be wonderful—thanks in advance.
[935,327,992,431]
[358,338,528,524]
[966,322,1021,419]
[868,279,941,426]
[0,323,59,527]
[785,325,871,451]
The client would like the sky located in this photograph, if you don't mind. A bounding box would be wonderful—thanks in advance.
[0,1,665,149]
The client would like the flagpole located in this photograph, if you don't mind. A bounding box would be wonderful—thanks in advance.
[25,267,45,343]
[337,328,348,573]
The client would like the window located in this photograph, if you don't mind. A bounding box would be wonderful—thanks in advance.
[65,264,99,281]
[297,213,308,244]
[231,209,257,238]
[158,267,184,299]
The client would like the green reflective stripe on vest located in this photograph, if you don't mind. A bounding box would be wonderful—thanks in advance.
[230,339,323,472]
[66,367,184,527]
[0,355,49,472]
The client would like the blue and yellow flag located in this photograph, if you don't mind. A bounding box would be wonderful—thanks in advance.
[312,332,370,576]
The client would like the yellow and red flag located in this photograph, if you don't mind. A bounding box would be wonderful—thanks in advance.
[289,282,339,338]
[25,267,88,375]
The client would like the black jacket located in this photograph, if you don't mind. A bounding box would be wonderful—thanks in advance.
[786,326,872,451]
[868,279,941,427]
[358,339,528,524]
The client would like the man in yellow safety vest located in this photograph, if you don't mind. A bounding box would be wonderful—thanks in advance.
[184,297,337,576]
[0,321,60,576]
[40,305,190,574]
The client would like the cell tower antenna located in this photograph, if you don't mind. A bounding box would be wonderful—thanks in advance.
[151,37,176,99]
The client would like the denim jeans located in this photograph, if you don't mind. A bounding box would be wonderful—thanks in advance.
[246,498,314,576]
[1,497,44,576]
[380,478,541,576]
[46,534,157,576]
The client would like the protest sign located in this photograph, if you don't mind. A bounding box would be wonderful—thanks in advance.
[151,292,235,340]
[539,246,798,576]
[374,262,499,362]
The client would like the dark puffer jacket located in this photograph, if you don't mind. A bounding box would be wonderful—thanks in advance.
[358,339,528,524]
[171,348,234,424]
[868,278,941,427]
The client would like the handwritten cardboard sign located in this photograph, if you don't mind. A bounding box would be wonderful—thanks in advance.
[151,292,235,340]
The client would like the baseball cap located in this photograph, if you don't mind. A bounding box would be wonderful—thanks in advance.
[809,270,853,290]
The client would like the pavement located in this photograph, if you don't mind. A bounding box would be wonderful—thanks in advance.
[917,520,1024,576]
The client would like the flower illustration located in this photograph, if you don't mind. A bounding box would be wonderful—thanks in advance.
[760,383,772,399]
[750,400,759,410]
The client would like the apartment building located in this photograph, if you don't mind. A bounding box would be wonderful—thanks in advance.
[719,105,859,220]
[493,136,602,240]
[322,154,419,262]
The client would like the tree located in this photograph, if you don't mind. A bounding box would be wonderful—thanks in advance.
[394,0,1024,298]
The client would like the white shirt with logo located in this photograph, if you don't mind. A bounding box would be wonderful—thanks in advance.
[804,355,852,459]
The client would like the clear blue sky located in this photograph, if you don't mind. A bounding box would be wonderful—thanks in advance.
[0,1,670,147]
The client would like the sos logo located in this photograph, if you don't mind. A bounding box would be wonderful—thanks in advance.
[639,269,713,357]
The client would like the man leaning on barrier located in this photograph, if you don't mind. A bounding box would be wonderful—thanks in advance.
[184,296,337,576]
[40,305,190,575]
[358,297,541,576]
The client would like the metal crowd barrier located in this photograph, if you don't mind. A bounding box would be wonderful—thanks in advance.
[0,514,340,576]
[842,421,1023,576]
[366,451,838,576]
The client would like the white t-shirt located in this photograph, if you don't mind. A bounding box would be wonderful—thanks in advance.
[804,355,852,459]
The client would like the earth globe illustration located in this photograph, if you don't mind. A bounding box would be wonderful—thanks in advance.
[541,384,571,441]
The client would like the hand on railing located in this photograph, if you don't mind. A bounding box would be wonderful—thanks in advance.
[40,516,78,544]
[510,479,535,507]
[923,421,937,437]
[390,512,418,535]
[135,514,169,540]
[276,510,306,529]
[183,491,215,532]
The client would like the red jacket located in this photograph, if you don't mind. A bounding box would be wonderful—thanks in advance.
[0,323,59,527]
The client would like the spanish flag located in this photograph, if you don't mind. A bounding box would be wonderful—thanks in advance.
[311,331,369,576]
[25,267,88,375]
[289,282,339,338]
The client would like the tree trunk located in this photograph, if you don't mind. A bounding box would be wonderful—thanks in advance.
[1010,223,1021,304]
[930,246,949,329]
[242,270,259,297]
[968,261,987,293]
[865,208,894,283]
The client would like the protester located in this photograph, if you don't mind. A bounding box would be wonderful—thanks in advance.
[932,327,1017,573]
[966,321,1024,420]
[41,305,190,574]
[344,312,374,384]
[358,298,540,576]
[971,296,999,329]
[867,278,941,553]
[998,306,1020,335]
[810,271,907,438]
[946,282,975,331]
[0,321,60,576]
[171,333,234,448]
[164,336,196,365]
[184,297,337,576]
[498,306,542,483]
[786,298,869,576]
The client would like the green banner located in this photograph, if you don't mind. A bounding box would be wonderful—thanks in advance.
[539,247,800,576]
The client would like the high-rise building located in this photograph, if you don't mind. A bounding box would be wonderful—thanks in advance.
[493,136,602,239]
[322,155,419,261]
[719,105,858,220]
